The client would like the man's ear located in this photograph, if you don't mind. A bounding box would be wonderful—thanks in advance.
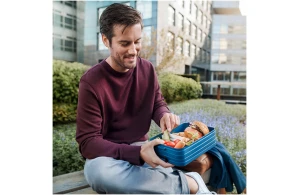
[102,34,110,48]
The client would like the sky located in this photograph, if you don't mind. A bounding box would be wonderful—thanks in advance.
[239,0,247,16]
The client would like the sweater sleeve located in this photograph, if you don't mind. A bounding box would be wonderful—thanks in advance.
[76,79,144,166]
[151,71,171,126]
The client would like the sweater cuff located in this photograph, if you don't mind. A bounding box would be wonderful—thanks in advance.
[121,145,145,166]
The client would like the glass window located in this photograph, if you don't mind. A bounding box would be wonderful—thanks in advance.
[63,39,76,52]
[220,25,228,34]
[64,16,76,30]
[234,72,247,81]
[191,44,196,58]
[212,40,219,49]
[167,32,175,52]
[198,10,203,24]
[206,51,210,63]
[192,24,196,39]
[53,14,63,27]
[53,38,63,51]
[64,1,76,8]
[203,15,207,28]
[142,26,152,46]
[201,49,206,63]
[207,20,211,29]
[98,7,106,26]
[168,5,175,26]
[193,4,198,19]
[177,37,183,54]
[228,56,240,64]
[177,13,184,31]
[186,20,191,35]
[219,53,227,64]
[211,54,219,63]
[184,41,190,56]
[136,1,152,19]
[98,33,108,50]
[241,57,247,65]
[198,28,202,42]
[202,31,206,43]
[220,39,227,49]
[212,24,220,34]
[207,36,211,49]
[196,47,200,60]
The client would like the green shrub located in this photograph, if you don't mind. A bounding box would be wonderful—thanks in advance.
[158,73,203,103]
[177,74,200,82]
[53,123,85,176]
[53,60,90,104]
[53,60,90,124]
[53,103,77,124]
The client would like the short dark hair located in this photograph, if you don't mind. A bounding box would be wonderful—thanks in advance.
[99,3,143,45]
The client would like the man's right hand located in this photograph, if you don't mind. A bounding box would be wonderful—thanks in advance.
[140,139,174,168]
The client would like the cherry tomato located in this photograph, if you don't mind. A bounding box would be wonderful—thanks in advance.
[164,141,175,148]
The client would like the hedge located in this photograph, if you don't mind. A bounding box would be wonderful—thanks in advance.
[158,73,203,103]
[53,60,90,124]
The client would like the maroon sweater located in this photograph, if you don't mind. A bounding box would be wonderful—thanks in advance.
[76,57,170,165]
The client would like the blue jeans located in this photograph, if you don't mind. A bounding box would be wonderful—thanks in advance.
[84,157,190,194]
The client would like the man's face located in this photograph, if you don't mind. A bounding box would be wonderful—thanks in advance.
[103,23,142,72]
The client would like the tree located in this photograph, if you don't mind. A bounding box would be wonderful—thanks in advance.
[139,28,186,75]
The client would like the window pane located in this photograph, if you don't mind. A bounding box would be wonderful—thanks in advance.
[198,28,202,42]
[136,1,152,19]
[184,41,190,56]
[167,32,175,52]
[98,33,108,50]
[168,5,175,26]
[142,26,152,45]
[98,7,106,25]
[192,24,196,39]
[176,37,183,54]
[177,13,184,31]
[193,4,197,19]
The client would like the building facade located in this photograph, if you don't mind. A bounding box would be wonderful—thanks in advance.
[203,1,246,97]
[52,0,246,98]
[53,1,85,62]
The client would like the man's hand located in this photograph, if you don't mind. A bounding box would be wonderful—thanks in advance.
[160,113,180,133]
[140,139,174,168]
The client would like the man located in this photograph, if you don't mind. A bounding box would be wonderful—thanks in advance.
[76,3,216,194]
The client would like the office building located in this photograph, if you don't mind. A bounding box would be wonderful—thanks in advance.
[52,1,246,99]
[202,1,246,97]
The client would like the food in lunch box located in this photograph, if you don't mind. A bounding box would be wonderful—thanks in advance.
[160,121,209,149]
[184,121,209,140]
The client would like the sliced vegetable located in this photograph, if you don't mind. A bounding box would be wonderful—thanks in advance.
[162,130,171,141]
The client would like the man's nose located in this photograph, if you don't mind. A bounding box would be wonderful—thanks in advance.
[128,43,137,55]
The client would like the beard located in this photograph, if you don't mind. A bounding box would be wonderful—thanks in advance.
[111,52,138,71]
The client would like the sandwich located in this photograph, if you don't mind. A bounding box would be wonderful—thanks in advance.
[184,121,209,140]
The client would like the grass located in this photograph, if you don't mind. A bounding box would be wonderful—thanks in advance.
[53,98,246,187]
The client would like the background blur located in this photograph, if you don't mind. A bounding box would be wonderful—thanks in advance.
[53,0,247,101]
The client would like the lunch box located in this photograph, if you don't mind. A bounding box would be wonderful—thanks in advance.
[150,122,216,166]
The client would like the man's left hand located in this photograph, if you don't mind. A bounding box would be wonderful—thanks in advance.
[160,113,180,133]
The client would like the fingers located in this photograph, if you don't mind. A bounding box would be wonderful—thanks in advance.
[174,115,180,127]
[154,158,174,168]
[160,113,181,132]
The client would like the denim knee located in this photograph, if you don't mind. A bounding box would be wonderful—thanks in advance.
[84,157,131,193]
